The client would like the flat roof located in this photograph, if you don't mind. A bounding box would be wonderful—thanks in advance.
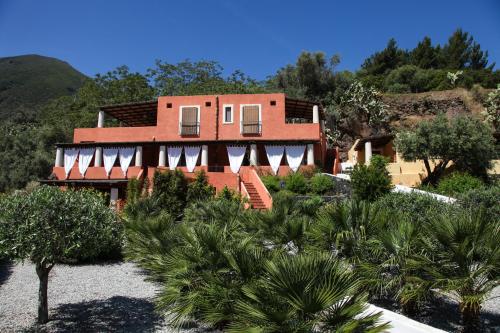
[99,95,324,127]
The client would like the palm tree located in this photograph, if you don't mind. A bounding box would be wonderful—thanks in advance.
[153,218,275,329]
[229,253,390,332]
[244,192,315,253]
[307,200,386,259]
[356,217,431,315]
[418,209,499,332]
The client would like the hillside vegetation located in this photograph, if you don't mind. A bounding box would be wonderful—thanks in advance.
[0,29,498,192]
[0,54,86,121]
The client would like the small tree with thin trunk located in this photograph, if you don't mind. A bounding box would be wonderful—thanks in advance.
[0,186,117,324]
[394,114,496,185]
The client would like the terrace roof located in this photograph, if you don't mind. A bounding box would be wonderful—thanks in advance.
[100,100,158,127]
[354,134,394,150]
[284,97,325,120]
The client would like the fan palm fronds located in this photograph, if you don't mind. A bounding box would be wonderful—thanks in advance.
[230,252,390,333]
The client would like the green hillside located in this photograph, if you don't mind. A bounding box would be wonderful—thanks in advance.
[0,54,87,120]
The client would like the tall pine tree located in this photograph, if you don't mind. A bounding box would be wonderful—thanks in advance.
[410,36,438,69]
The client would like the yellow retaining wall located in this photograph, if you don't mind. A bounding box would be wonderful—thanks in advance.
[346,139,500,187]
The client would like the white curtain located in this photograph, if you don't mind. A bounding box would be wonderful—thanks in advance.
[285,145,306,172]
[167,146,183,170]
[119,147,135,176]
[78,148,95,177]
[64,148,79,177]
[103,147,119,176]
[227,145,247,173]
[184,146,200,172]
[265,145,284,175]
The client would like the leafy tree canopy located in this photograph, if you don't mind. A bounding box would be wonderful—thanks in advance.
[395,114,496,184]
[0,186,118,323]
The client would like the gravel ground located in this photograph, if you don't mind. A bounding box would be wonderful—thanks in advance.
[374,288,500,333]
[0,260,215,333]
[1,260,499,332]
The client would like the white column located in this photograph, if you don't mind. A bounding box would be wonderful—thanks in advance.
[307,144,314,166]
[94,147,102,167]
[110,188,119,208]
[312,105,319,124]
[158,145,166,167]
[201,145,208,167]
[135,146,143,167]
[396,151,401,163]
[365,141,372,165]
[97,110,105,128]
[250,144,258,166]
[55,147,63,167]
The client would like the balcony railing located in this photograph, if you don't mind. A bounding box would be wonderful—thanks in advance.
[241,121,262,135]
[179,122,200,136]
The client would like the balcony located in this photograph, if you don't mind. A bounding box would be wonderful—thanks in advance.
[241,121,262,135]
[179,121,200,136]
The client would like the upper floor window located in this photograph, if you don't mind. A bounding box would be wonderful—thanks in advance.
[179,105,200,136]
[223,104,233,124]
[241,104,261,134]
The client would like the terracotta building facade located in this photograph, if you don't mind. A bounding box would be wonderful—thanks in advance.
[45,93,327,209]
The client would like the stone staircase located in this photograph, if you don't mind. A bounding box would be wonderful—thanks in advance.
[242,181,266,210]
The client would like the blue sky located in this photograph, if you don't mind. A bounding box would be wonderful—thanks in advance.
[0,0,499,79]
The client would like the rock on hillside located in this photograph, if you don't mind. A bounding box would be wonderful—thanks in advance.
[0,54,87,121]
[383,88,489,128]
[337,88,490,154]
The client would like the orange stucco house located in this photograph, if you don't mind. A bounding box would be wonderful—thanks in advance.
[44,93,328,209]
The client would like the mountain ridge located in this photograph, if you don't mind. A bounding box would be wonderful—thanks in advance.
[0,54,87,121]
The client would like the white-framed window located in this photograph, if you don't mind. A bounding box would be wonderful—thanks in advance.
[179,105,201,135]
[240,104,262,134]
[223,104,233,124]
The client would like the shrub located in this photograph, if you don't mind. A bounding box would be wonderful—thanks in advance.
[309,173,334,195]
[284,172,308,194]
[260,175,281,193]
[151,169,188,219]
[351,155,393,201]
[126,178,144,205]
[436,172,484,196]
[385,65,419,93]
[186,169,215,202]
[216,186,240,202]
[375,191,448,225]
[458,185,500,222]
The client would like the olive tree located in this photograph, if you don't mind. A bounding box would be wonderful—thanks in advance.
[0,186,118,324]
[395,114,496,185]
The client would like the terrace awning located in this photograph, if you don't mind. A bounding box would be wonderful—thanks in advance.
[40,179,129,186]
[100,100,158,127]
[354,134,394,151]
[285,97,325,120]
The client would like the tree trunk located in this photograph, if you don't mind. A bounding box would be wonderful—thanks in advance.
[422,159,435,185]
[460,302,480,333]
[35,263,52,324]
[422,159,449,186]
